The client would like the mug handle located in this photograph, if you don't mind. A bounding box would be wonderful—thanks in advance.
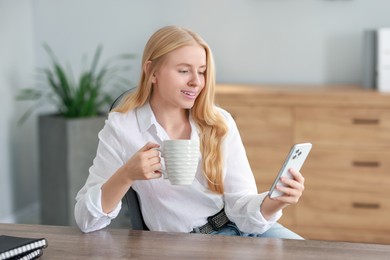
[154,147,168,179]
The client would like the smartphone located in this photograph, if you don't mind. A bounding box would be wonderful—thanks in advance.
[268,143,312,199]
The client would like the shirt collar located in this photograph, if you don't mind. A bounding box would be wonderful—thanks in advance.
[136,101,156,134]
[136,101,199,141]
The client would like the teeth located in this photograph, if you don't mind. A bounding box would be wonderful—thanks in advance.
[182,91,195,96]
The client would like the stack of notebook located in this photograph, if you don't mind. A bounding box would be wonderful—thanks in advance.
[0,235,48,260]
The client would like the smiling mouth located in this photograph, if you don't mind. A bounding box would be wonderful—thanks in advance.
[181,90,196,96]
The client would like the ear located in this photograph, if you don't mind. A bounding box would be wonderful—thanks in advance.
[144,61,157,83]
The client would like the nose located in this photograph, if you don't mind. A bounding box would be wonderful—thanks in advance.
[188,73,201,87]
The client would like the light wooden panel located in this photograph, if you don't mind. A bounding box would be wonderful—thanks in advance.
[295,226,390,244]
[221,105,293,145]
[295,107,390,147]
[303,146,390,193]
[216,84,390,244]
[296,190,390,230]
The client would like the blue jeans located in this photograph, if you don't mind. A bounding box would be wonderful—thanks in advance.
[194,222,304,240]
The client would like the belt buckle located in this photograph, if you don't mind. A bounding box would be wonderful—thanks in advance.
[207,209,228,231]
[207,215,220,231]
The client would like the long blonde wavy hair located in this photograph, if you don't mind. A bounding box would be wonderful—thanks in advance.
[113,26,228,194]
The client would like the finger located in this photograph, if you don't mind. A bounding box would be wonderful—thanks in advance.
[274,186,301,203]
[145,170,162,180]
[148,156,161,165]
[144,148,161,159]
[276,185,292,196]
[150,163,162,173]
[280,177,302,189]
[276,184,301,197]
[139,142,160,152]
[279,174,295,187]
[289,168,304,184]
[273,194,299,204]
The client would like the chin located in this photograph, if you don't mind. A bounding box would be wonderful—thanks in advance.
[181,100,196,109]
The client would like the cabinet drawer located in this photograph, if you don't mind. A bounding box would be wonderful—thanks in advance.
[295,107,390,147]
[295,226,390,244]
[220,105,292,145]
[303,147,390,193]
[296,190,390,230]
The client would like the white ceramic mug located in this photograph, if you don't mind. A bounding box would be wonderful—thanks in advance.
[157,140,200,185]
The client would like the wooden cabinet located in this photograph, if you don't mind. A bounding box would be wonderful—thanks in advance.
[216,84,390,244]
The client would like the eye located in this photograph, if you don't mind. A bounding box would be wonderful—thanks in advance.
[198,70,206,75]
[179,70,189,74]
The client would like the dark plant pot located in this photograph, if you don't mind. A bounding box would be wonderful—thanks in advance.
[39,114,106,226]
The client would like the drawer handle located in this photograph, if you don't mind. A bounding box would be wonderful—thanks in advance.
[352,118,380,125]
[352,161,380,168]
[352,202,380,209]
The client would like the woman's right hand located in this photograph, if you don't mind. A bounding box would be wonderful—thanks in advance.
[101,142,161,214]
[121,142,162,182]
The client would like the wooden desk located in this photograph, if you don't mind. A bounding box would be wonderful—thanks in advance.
[1,224,390,259]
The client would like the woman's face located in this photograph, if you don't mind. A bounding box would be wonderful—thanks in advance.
[150,44,206,111]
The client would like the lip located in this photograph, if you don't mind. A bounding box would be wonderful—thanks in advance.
[181,90,197,99]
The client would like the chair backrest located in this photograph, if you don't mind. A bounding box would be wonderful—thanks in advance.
[109,88,135,111]
[124,187,149,230]
[110,89,149,230]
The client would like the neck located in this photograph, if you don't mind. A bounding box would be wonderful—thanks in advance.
[150,102,191,140]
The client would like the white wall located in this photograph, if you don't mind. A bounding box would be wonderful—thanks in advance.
[0,0,37,222]
[1,0,390,223]
[32,0,390,85]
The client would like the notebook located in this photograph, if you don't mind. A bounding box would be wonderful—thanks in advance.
[0,235,47,260]
[13,248,43,260]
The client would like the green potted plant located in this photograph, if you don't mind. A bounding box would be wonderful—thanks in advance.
[17,43,133,122]
[17,44,134,226]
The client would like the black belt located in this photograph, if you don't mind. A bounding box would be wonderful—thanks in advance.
[190,208,230,234]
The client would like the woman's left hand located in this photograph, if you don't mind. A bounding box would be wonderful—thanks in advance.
[260,168,305,220]
[271,168,305,205]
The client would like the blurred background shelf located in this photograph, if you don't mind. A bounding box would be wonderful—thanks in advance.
[216,84,390,244]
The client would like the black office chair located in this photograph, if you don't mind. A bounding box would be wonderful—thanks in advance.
[110,88,149,230]
[123,185,148,230]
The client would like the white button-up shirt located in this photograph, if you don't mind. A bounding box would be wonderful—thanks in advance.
[74,102,282,233]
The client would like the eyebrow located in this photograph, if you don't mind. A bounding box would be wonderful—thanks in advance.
[176,63,207,68]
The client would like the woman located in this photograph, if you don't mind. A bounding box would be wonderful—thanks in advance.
[75,26,304,238]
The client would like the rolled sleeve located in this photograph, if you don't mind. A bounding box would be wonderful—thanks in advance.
[74,113,125,233]
[75,184,122,233]
[87,185,122,218]
[241,192,282,234]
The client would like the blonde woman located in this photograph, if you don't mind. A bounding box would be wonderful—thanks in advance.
[75,26,304,238]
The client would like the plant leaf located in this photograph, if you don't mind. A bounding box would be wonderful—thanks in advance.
[90,45,103,76]
[16,43,135,122]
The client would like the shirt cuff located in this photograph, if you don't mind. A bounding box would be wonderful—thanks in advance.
[247,192,283,231]
[86,184,122,219]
